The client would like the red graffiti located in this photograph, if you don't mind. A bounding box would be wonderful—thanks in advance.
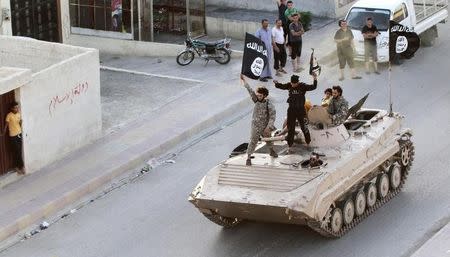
[48,82,89,116]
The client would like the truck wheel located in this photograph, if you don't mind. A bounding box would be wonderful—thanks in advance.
[421,26,437,47]
[392,54,403,66]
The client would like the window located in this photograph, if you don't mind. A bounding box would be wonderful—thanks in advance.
[393,3,409,23]
[69,0,132,33]
[346,8,390,31]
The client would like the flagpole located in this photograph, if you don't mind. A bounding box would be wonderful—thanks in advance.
[388,21,393,117]
[389,60,393,117]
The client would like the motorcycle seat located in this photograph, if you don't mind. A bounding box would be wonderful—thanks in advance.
[194,39,225,47]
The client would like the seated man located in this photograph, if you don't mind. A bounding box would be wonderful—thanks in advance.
[321,88,332,107]
[328,85,348,126]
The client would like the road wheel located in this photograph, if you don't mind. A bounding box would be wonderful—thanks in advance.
[389,164,402,189]
[176,50,195,66]
[214,48,231,65]
[354,191,366,216]
[330,207,343,234]
[343,199,355,225]
[377,174,390,199]
[366,183,377,208]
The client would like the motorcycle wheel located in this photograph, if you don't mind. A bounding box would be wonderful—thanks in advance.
[214,48,231,65]
[176,50,195,66]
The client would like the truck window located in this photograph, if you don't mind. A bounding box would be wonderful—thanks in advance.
[393,3,409,22]
[346,8,390,31]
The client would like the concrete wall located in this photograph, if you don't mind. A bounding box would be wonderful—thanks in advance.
[206,0,355,18]
[206,17,259,39]
[0,0,12,35]
[0,36,102,173]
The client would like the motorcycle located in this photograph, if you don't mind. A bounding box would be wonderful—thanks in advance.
[176,33,232,66]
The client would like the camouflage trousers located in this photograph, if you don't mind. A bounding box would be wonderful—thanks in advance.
[247,125,273,156]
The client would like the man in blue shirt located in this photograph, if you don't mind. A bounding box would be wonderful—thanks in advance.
[256,19,274,82]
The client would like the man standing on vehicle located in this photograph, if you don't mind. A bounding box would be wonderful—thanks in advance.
[240,74,278,166]
[334,19,362,81]
[274,74,318,153]
[272,19,288,76]
[362,17,380,74]
[328,86,349,126]
[289,13,304,73]
[256,19,274,82]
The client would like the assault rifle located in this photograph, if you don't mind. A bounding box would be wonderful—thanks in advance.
[309,48,322,76]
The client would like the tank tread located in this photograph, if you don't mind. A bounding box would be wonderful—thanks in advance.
[202,212,242,228]
[307,140,414,238]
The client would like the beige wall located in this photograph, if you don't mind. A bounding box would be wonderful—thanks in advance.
[0,36,102,173]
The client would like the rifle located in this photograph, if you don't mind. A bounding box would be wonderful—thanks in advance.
[309,48,322,76]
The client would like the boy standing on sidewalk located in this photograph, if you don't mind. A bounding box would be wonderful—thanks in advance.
[1,102,25,174]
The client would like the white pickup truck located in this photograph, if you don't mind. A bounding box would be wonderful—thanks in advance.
[345,0,448,63]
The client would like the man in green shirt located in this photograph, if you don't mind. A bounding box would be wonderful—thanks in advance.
[284,1,298,55]
[284,1,299,23]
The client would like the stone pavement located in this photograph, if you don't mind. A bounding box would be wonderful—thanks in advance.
[0,18,342,247]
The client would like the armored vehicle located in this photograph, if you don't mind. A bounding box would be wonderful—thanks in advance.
[188,106,414,237]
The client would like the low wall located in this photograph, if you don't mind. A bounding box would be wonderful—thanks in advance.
[206,0,356,18]
[67,34,185,57]
[0,36,84,72]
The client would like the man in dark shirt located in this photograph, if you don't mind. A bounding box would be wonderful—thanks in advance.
[274,74,318,152]
[334,19,362,81]
[276,0,288,42]
[289,13,304,73]
[362,17,380,74]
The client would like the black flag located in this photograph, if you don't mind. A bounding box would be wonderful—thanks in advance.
[389,21,420,61]
[241,33,268,80]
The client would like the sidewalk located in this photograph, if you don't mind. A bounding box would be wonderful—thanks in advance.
[0,19,340,246]
[411,222,450,257]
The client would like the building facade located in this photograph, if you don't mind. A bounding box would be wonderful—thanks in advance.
[0,0,205,43]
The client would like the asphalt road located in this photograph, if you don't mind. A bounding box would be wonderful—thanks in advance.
[2,23,450,257]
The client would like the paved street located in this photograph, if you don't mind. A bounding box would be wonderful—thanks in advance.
[1,22,450,257]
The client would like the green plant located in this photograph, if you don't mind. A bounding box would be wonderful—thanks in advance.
[300,11,312,31]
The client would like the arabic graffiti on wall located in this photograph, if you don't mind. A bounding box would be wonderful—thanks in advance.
[48,82,89,116]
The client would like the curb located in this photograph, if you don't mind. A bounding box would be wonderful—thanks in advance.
[0,93,251,243]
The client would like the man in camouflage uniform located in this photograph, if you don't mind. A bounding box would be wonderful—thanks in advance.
[240,74,278,166]
[328,85,349,126]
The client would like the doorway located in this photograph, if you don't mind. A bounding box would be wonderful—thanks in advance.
[0,90,16,176]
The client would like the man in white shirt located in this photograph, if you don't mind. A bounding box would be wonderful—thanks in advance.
[272,19,288,76]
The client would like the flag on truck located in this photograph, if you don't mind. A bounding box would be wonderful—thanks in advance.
[241,33,268,80]
[389,20,420,61]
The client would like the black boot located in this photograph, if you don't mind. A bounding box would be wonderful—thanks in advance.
[269,148,278,158]
[246,158,252,166]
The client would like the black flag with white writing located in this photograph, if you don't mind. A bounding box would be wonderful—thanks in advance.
[241,33,268,80]
[389,20,420,61]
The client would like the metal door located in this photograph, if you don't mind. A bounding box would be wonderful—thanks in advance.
[10,0,61,42]
[0,91,16,176]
